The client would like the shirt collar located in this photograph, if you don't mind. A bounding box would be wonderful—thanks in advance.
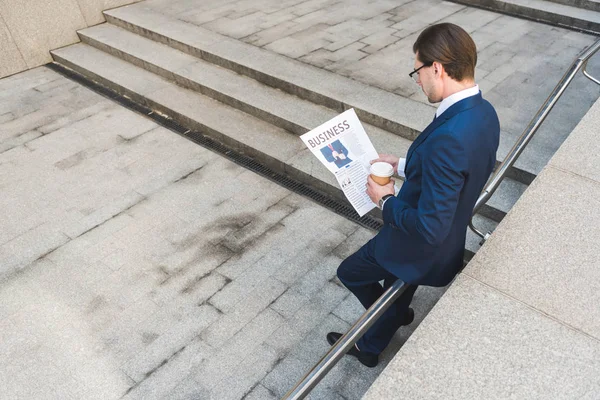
[435,84,480,118]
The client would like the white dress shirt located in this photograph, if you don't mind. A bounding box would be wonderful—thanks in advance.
[436,84,480,118]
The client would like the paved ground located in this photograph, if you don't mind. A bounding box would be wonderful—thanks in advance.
[0,67,446,400]
[3,1,600,399]
[142,0,600,174]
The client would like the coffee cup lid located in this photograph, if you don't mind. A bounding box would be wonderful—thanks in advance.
[370,162,393,177]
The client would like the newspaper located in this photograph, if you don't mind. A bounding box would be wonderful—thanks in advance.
[300,108,379,217]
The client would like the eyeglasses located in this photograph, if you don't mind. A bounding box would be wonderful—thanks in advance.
[409,62,433,83]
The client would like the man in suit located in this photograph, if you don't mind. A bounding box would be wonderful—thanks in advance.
[320,140,353,168]
[327,23,500,367]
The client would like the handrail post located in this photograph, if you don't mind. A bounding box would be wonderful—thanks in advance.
[282,280,408,400]
[470,38,600,241]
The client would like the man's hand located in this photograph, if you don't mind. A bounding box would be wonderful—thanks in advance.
[370,154,400,174]
[366,175,395,205]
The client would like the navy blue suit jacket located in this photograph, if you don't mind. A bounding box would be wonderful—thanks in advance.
[374,92,499,287]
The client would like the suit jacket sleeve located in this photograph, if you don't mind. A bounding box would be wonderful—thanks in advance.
[382,132,467,246]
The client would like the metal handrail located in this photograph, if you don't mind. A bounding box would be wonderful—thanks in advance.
[470,38,600,241]
[282,280,408,400]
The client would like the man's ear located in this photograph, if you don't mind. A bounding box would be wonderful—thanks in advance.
[432,61,444,77]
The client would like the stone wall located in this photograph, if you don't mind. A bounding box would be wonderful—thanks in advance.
[0,0,140,79]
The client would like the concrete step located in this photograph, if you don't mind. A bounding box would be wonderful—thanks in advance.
[546,0,600,12]
[50,43,410,210]
[465,214,499,259]
[50,42,507,247]
[75,22,524,223]
[77,23,383,140]
[450,0,600,34]
[101,4,540,187]
[480,177,528,221]
[102,4,433,143]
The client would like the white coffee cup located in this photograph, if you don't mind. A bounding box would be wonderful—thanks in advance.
[369,162,394,185]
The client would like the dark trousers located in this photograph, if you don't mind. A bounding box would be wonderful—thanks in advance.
[337,240,418,355]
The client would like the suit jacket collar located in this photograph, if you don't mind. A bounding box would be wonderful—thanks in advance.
[405,92,483,167]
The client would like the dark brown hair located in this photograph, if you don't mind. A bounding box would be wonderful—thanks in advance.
[413,23,477,82]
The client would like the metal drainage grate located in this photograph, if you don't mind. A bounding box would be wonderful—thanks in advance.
[46,62,384,231]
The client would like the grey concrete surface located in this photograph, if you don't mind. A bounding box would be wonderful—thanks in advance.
[0,0,87,69]
[467,167,600,339]
[77,22,417,158]
[550,92,600,182]
[451,0,600,33]
[103,4,435,141]
[4,0,600,398]
[67,2,531,225]
[0,16,27,78]
[0,67,447,400]
[77,23,350,136]
[50,36,508,259]
[0,0,141,79]
[92,0,600,238]
[131,0,600,176]
[465,98,600,340]
[50,42,413,207]
[547,0,600,12]
[364,275,600,400]
[77,0,143,26]
[485,177,529,217]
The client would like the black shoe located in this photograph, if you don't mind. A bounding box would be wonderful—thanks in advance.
[326,332,379,368]
[325,307,414,368]
[401,307,415,326]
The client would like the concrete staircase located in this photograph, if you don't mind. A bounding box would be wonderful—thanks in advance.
[450,0,600,34]
[50,4,529,255]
